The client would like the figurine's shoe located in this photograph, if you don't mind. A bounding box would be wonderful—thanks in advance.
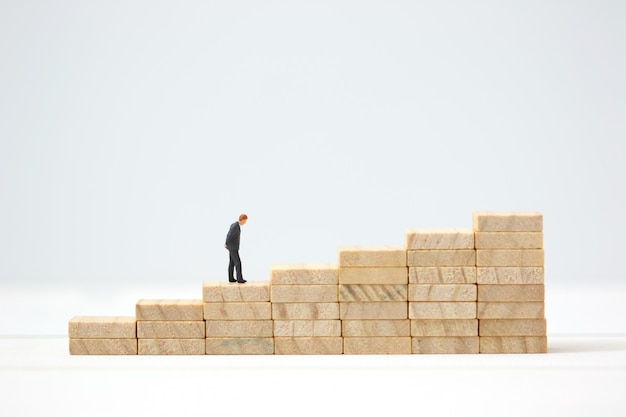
[236,279,247,284]
[228,278,237,283]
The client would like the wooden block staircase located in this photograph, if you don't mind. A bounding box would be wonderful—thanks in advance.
[68,211,547,355]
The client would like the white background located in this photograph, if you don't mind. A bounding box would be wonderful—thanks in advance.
[1,0,625,298]
[1,2,625,415]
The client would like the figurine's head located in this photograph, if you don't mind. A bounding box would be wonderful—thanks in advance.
[238,214,248,225]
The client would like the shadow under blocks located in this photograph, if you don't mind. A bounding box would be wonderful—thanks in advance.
[68,211,546,355]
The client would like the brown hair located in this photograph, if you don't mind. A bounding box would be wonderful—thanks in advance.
[239,214,248,221]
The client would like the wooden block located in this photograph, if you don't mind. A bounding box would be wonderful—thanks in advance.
[407,250,476,267]
[477,302,545,319]
[405,228,474,250]
[409,267,476,284]
[339,284,407,302]
[202,281,270,302]
[342,319,410,337]
[338,245,406,267]
[409,302,476,319]
[205,320,274,337]
[69,338,137,355]
[478,285,544,302]
[138,339,205,355]
[274,337,343,354]
[68,316,136,339]
[273,320,341,337]
[475,232,543,249]
[408,284,476,301]
[412,337,479,354]
[472,212,543,232]
[137,321,205,339]
[339,267,408,284]
[203,302,271,320]
[344,337,411,354]
[479,319,547,336]
[270,264,338,285]
[206,337,274,355]
[477,267,544,284]
[480,336,548,353]
[411,319,478,336]
[340,302,407,319]
[136,299,203,321]
[271,303,339,320]
[476,250,544,267]
[271,285,338,302]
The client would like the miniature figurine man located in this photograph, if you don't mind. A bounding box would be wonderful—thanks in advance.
[224,214,248,283]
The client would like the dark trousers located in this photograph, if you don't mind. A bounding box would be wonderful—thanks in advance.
[228,249,243,281]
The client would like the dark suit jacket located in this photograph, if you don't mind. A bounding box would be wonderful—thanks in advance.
[225,222,241,251]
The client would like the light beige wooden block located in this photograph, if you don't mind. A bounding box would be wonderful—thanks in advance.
[405,228,475,250]
[480,336,548,353]
[412,337,479,354]
[477,302,545,319]
[271,285,338,302]
[206,337,274,355]
[68,316,136,339]
[411,319,478,336]
[202,281,270,302]
[476,250,544,267]
[137,321,205,339]
[475,232,543,249]
[477,267,544,284]
[271,303,339,320]
[274,337,343,354]
[409,267,476,284]
[270,264,339,285]
[409,302,476,319]
[138,339,205,355]
[342,319,410,337]
[339,245,406,267]
[69,338,137,355]
[136,299,203,321]
[273,320,341,337]
[479,319,547,336]
[339,267,408,284]
[206,320,274,337]
[472,212,543,232]
[478,285,545,302]
[407,250,476,267]
[408,284,477,301]
[339,284,407,302]
[203,302,271,320]
[340,302,407,319]
[344,337,411,354]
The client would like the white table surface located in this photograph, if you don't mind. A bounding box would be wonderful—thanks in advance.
[1,335,625,417]
[1,284,625,417]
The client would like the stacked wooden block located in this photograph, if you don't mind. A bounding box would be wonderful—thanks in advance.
[68,211,548,355]
[69,316,137,354]
[136,299,205,354]
[338,246,411,354]
[406,229,479,353]
[474,212,547,353]
[270,265,342,354]
[203,282,274,354]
